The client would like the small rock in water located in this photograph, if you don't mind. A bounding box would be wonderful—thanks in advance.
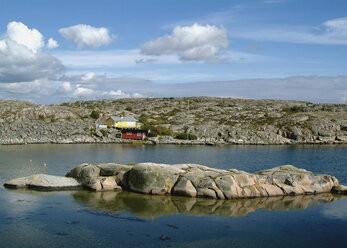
[66,220,80,225]
[57,231,68,236]
[167,224,179,229]
[331,185,347,195]
[159,235,171,241]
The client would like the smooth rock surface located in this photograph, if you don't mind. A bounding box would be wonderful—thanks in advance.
[128,163,184,194]
[6,162,343,200]
[331,185,347,195]
[4,174,82,191]
[64,162,341,199]
[172,176,197,197]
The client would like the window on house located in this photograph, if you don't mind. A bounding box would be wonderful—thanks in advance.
[137,132,141,136]
[126,132,132,135]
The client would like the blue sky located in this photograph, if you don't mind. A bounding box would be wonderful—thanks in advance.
[0,0,346,103]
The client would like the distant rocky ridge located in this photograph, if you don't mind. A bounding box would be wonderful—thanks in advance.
[4,163,347,199]
[0,97,346,145]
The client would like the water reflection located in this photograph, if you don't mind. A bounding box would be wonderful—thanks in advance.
[322,199,347,220]
[72,191,346,219]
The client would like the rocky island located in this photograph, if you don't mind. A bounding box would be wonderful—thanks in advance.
[0,97,346,145]
[5,162,347,199]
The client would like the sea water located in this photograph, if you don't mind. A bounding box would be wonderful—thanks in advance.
[0,144,346,247]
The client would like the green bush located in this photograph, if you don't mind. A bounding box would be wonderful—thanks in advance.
[100,129,108,137]
[125,106,133,111]
[166,108,181,116]
[139,114,149,125]
[51,117,56,122]
[158,126,173,136]
[38,115,45,121]
[90,128,97,136]
[138,114,173,137]
[283,105,304,114]
[90,110,100,119]
[141,124,172,137]
[147,128,158,137]
[174,132,197,140]
[115,133,121,138]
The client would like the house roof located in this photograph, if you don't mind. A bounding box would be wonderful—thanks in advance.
[109,116,137,122]
[121,128,148,132]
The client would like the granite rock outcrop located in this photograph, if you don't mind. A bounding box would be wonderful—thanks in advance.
[5,163,346,198]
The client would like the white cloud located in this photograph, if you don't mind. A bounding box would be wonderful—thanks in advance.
[47,38,59,49]
[0,22,64,84]
[102,89,129,98]
[60,81,73,92]
[73,87,94,97]
[0,79,55,96]
[6,21,44,53]
[2,73,346,104]
[141,23,229,61]
[323,17,347,41]
[81,72,96,81]
[232,17,347,45]
[59,24,114,48]
[106,89,125,96]
[133,92,144,98]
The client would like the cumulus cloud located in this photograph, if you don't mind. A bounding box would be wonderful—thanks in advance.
[59,24,114,48]
[53,72,145,102]
[60,81,73,92]
[141,23,229,61]
[81,72,96,81]
[102,89,130,98]
[73,87,94,97]
[47,38,59,49]
[5,21,44,53]
[0,22,64,84]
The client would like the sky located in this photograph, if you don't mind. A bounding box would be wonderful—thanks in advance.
[0,0,346,104]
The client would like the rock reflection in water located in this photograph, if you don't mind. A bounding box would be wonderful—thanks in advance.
[72,191,344,219]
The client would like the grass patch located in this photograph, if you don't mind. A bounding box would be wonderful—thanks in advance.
[174,132,197,140]
[166,108,181,116]
[282,105,305,114]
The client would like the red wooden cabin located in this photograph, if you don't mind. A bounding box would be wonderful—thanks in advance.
[121,128,148,140]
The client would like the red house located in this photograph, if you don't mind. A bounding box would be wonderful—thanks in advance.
[121,128,148,140]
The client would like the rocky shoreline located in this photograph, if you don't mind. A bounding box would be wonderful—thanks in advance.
[1,97,346,145]
[5,162,347,199]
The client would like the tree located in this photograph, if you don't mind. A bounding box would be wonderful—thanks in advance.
[90,110,100,119]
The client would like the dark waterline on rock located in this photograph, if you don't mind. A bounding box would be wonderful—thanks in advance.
[0,144,346,247]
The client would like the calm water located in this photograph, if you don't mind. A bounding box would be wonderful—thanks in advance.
[0,144,346,247]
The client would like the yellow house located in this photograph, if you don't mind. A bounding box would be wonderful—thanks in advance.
[106,116,137,128]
